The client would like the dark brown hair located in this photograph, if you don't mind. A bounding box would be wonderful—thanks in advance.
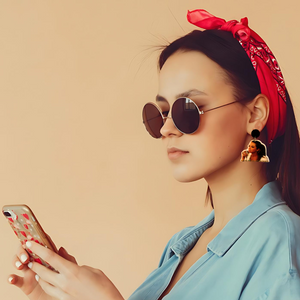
[158,29,300,216]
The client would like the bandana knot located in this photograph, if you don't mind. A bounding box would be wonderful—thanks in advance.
[187,10,251,41]
[220,18,250,41]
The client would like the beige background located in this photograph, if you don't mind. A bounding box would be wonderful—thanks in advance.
[0,0,299,299]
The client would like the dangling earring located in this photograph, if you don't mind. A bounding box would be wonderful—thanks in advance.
[240,129,270,163]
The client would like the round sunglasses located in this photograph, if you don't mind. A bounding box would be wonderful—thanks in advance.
[142,97,239,138]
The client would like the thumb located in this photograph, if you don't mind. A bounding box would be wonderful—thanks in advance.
[58,247,78,265]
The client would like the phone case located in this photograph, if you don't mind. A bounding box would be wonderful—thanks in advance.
[2,204,58,272]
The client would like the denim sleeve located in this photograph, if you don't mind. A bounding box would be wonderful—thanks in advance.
[255,272,300,300]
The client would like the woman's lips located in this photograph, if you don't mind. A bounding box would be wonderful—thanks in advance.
[167,147,189,160]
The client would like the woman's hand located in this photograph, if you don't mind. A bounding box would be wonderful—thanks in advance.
[241,150,248,158]
[240,150,248,161]
[8,239,77,300]
[24,240,124,300]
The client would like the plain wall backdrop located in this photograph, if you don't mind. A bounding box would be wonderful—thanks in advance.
[1,0,299,298]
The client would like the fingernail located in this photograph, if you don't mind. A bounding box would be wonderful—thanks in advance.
[20,254,27,263]
[15,261,22,268]
[26,241,32,248]
[35,274,39,282]
[28,262,33,269]
[8,276,13,283]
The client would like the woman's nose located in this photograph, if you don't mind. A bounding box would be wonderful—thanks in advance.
[160,117,183,137]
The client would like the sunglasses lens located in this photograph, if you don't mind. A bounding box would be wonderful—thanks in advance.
[172,98,199,134]
[142,103,163,138]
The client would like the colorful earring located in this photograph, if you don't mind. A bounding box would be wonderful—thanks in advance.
[240,129,270,163]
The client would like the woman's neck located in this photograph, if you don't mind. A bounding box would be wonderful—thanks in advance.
[204,159,268,235]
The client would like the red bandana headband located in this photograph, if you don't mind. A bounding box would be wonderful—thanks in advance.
[187,9,287,144]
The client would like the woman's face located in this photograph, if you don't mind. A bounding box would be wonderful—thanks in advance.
[157,50,249,182]
[248,142,258,154]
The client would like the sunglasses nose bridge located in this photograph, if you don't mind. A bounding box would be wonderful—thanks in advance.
[162,115,172,121]
[160,115,182,137]
[161,115,173,129]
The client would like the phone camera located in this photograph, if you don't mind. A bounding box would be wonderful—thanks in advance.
[3,211,11,217]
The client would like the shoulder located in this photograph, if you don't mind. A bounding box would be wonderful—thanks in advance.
[252,205,300,273]
[254,205,300,241]
[239,205,300,299]
[265,205,300,237]
[272,206,300,253]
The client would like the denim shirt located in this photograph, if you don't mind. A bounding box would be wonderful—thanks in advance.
[128,181,300,300]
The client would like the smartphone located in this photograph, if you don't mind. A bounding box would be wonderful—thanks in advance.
[2,204,58,272]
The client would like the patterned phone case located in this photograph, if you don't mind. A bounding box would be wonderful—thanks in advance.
[2,204,58,272]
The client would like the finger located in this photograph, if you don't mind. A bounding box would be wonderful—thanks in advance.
[13,255,27,271]
[58,247,78,264]
[16,245,30,264]
[7,274,23,287]
[27,260,61,288]
[26,241,76,274]
[36,275,69,300]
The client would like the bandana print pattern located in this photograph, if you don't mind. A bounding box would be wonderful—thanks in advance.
[239,38,286,102]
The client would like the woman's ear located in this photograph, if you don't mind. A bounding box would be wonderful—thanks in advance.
[246,94,269,135]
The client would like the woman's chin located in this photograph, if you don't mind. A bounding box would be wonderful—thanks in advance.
[172,170,203,183]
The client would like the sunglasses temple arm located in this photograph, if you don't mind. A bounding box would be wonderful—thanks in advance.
[202,101,238,113]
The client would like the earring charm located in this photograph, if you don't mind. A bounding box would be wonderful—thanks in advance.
[240,129,270,163]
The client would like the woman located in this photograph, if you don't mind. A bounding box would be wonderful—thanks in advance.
[241,140,270,162]
[8,9,300,300]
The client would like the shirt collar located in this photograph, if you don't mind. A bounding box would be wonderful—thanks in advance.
[170,180,286,258]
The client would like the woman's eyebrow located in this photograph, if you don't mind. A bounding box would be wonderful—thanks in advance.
[156,89,208,102]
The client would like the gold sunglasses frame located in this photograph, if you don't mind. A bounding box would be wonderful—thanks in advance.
[142,97,239,138]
